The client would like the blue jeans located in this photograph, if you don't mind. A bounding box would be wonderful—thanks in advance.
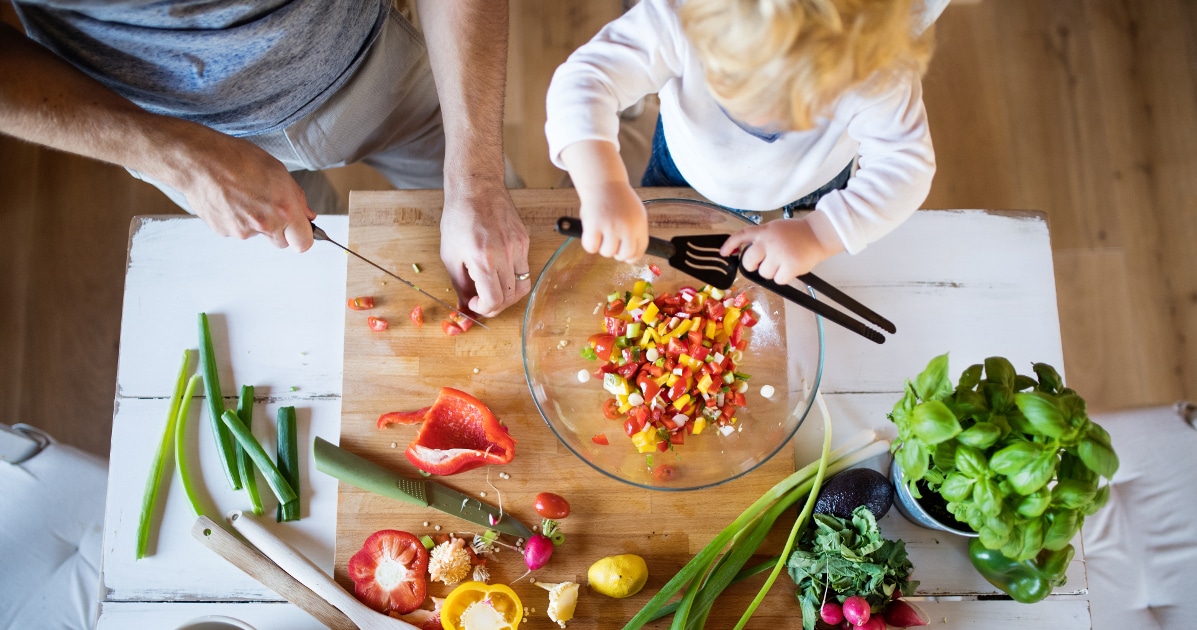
[641,115,852,221]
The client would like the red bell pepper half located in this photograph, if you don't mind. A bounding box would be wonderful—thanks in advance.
[377,387,516,475]
[347,529,429,615]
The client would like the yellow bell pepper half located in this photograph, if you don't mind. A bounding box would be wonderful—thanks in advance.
[441,582,523,630]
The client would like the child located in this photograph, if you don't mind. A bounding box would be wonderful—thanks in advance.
[545,0,941,285]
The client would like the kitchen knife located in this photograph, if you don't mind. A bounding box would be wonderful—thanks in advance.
[313,437,534,540]
[310,222,489,331]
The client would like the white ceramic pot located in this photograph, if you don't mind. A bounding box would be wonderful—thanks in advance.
[174,616,257,630]
[890,458,978,537]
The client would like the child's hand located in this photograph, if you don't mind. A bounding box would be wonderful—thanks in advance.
[577,181,649,261]
[719,218,843,285]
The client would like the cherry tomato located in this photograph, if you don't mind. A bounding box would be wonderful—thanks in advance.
[441,319,463,336]
[588,333,616,361]
[616,362,640,380]
[367,316,388,332]
[592,434,609,446]
[624,417,642,437]
[732,292,750,308]
[604,299,626,317]
[670,430,685,445]
[705,299,725,319]
[602,398,622,420]
[653,464,676,482]
[605,316,627,336]
[740,309,759,328]
[348,296,375,311]
[449,311,476,332]
[534,492,571,519]
[409,305,424,326]
[667,380,688,402]
[649,264,662,276]
[656,439,670,452]
[682,298,703,315]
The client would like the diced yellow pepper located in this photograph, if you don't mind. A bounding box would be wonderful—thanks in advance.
[704,321,717,339]
[672,393,691,410]
[666,373,680,387]
[696,373,714,395]
[693,417,707,435]
[642,302,660,326]
[627,296,648,311]
[653,374,670,386]
[618,400,633,414]
[723,307,742,336]
[690,317,704,333]
[632,280,647,296]
[668,319,693,339]
[632,426,658,453]
[639,329,655,348]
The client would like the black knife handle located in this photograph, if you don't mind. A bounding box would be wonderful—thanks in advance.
[555,216,676,258]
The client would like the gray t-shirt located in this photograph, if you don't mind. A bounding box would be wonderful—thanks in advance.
[13,0,389,136]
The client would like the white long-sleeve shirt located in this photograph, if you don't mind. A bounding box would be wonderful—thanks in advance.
[545,0,938,255]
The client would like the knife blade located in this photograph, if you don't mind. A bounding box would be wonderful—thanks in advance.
[313,437,533,540]
[310,222,489,330]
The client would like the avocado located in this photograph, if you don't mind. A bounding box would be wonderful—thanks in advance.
[811,467,893,520]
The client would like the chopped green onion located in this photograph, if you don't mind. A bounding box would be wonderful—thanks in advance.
[136,349,192,559]
[235,385,263,516]
[607,291,620,303]
[173,373,207,518]
[199,313,241,490]
[219,410,296,507]
[481,530,500,545]
[276,406,300,522]
[733,372,752,380]
[420,535,436,550]
[580,347,597,361]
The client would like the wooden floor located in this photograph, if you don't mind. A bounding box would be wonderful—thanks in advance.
[1,0,1193,457]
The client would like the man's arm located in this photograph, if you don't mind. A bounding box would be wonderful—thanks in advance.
[416,0,530,318]
[0,24,316,251]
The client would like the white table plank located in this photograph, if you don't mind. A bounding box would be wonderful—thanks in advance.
[97,602,325,630]
[116,217,349,398]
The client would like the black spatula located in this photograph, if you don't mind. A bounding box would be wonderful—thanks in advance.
[555,216,738,289]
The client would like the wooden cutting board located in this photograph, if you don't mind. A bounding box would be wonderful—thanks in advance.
[336,190,804,629]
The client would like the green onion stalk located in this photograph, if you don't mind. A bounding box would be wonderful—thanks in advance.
[135,349,192,559]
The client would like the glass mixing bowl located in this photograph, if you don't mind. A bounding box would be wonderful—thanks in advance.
[522,198,824,491]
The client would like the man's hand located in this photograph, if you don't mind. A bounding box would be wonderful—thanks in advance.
[439,185,530,318]
[719,217,845,285]
[170,131,316,252]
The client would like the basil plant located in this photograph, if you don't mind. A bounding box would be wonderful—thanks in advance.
[888,354,1119,562]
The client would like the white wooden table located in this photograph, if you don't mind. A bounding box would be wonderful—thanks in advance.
[98,208,1091,628]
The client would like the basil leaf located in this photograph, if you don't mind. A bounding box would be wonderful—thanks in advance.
[932,441,959,473]
[1017,518,1046,561]
[1014,374,1038,392]
[1051,479,1097,509]
[1007,451,1058,495]
[958,363,983,390]
[889,384,918,428]
[956,422,1002,449]
[1082,485,1111,516]
[990,441,1044,476]
[1058,450,1097,485]
[972,478,1002,517]
[1078,437,1120,479]
[954,444,988,478]
[940,472,975,503]
[1014,391,1070,439]
[911,400,962,445]
[978,526,1006,550]
[1044,509,1079,551]
[1033,363,1063,394]
[914,353,953,401]
[1085,421,1113,449]
[984,356,1016,389]
[1016,487,1051,518]
[896,441,929,484]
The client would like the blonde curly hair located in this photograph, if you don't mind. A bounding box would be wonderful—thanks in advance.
[680,0,934,131]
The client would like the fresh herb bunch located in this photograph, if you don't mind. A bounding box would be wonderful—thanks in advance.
[787,506,917,630]
[888,354,1119,562]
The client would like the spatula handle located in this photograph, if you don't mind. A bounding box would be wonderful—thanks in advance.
[555,216,676,258]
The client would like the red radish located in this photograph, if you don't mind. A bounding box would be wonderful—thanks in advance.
[856,617,886,630]
[820,601,844,625]
[884,599,930,627]
[842,596,871,627]
[347,530,428,614]
[523,533,555,570]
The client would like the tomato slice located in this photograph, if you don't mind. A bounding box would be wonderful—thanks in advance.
[604,298,626,316]
[348,296,375,311]
[740,308,759,328]
[733,292,750,308]
[588,333,616,361]
[665,337,687,358]
[616,362,640,380]
[409,305,424,326]
[367,316,388,332]
[441,319,463,336]
[534,492,571,519]
[592,433,610,445]
[649,264,662,276]
[605,316,627,337]
[705,299,725,319]
[602,398,622,420]
[347,529,428,614]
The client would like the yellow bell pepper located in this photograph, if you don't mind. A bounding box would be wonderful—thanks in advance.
[696,373,714,395]
[723,307,742,337]
[672,393,691,410]
[441,582,523,630]
[704,320,717,339]
[642,301,660,325]
[632,426,658,453]
[693,417,708,434]
[632,280,647,296]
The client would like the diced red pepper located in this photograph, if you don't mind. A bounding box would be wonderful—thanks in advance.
[641,379,661,403]
[604,299,626,316]
[348,296,376,311]
[687,328,703,347]
[666,337,687,358]
[705,299,725,319]
[368,316,388,332]
[592,434,609,446]
[656,439,670,452]
[670,430,685,445]
[649,264,662,276]
[616,362,639,380]
[588,333,616,361]
[733,391,747,406]
[732,292,751,308]
[740,309,758,328]
[380,388,516,475]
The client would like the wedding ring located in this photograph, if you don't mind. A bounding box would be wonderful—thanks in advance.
[516,272,531,281]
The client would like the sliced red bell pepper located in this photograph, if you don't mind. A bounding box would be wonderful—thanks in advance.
[347,529,428,615]
[379,388,516,475]
[377,407,431,429]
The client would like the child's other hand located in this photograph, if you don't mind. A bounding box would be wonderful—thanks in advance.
[577,182,648,261]
[719,218,843,285]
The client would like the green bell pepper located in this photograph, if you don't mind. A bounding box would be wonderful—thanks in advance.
[968,538,1074,604]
